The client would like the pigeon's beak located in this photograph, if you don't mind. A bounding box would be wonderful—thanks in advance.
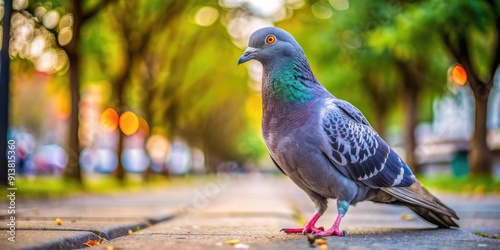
[238,47,259,65]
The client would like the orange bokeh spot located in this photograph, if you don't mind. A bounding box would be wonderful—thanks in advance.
[119,111,139,136]
[138,117,150,135]
[101,108,119,131]
[451,64,467,85]
[54,92,70,119]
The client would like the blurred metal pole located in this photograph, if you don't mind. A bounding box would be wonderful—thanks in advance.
[0,0,12,186]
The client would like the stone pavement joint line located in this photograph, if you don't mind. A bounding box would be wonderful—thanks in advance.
[0,178,208,250]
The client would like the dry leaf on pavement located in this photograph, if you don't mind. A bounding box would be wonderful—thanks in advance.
[83,239,100,247]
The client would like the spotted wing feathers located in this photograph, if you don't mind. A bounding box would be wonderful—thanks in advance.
[321,99,415,188]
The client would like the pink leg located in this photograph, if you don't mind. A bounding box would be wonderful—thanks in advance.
[281,211,325,234]
[316,214,347,237]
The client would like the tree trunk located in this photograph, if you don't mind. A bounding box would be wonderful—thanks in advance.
[440,28,496,177]
[63,0,83,184]
[469,91,492,177]
[361,72,390,141]
[114,121,126,182]
[141,63,156,181]
[396,59,423,174]
[113,94,127,183]
[112,51,134,182]
[403,86,419,173]
[372,102,387,140]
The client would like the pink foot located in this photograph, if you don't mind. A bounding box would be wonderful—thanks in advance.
[280,226,324,234]
[315,228,347,237]
[281,211,324,234]
[314,214,347,237]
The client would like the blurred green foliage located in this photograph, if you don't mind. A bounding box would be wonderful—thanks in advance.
[7,173,499,199]
[419,174,500,194]
[6,0,499,175]
[5,174,193,198]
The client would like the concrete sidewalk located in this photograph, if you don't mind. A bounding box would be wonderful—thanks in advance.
[1,173,500,250]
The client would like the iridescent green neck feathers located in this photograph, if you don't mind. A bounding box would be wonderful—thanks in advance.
[265,59,316,103]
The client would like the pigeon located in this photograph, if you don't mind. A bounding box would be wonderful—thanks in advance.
[238,27,459,237]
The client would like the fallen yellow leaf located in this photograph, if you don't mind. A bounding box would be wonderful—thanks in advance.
[401,213,414,221]
[315,238,327,245]
[226,239,240,245]
[318,244,329,250]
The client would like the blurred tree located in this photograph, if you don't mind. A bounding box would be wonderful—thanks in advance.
[92,1,258,176]
[365,4,450,174]
[103,0,191,181]
[172,27,253,172]
[277,1,449,173]
[62,0,115,184]
[420,0,499,176]
[9,0,114,183]
[149,5,255,172]
[357,53,399,140]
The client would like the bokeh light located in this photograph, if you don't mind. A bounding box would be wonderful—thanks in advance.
[146,134,170,163]
[42,10,60,29]
[122,148,150,172]
[167,139,192,175]
[35,144,68,174]
[119,111,139,136]
[220,0,285,17]
[311,2,333,19]
[58,27,73,46]
[35,50,57,72]
[54,50,69,72]
[138,117,150,135]
[80,148,118,173]
[34,6,47,20]
[451,64,467,86]
[13,0,29,11]
[30,36,46,57]
[194,6,219,26]
[58,14,73,46]
[329,0,349,11]
[59,13,73,29]
[101,108,119,131]
[54,92,70,119]
[9,9,68,74]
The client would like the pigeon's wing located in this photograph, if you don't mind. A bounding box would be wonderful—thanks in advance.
[332,99,371,127]
[320,99,415,188]
[269,154,287,175]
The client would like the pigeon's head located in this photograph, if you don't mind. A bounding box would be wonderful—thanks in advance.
[238,27,305,66]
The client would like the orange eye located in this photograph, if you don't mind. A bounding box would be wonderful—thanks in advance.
[265,35,276,44]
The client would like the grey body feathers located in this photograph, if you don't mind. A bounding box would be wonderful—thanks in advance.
[243,26,459,228]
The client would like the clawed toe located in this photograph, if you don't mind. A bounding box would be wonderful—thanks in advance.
[280,226,325,234]
[280,227,304,234]
[305,226,324,234]
[315,229,347,237]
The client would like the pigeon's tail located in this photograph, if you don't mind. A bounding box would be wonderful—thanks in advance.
[381,180,459,228]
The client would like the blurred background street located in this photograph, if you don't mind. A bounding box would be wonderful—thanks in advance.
[1,173,500,249]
